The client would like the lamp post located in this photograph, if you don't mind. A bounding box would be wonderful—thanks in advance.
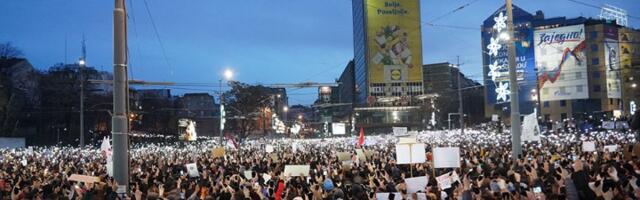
[219,69,233,145]
[79,58,85,147]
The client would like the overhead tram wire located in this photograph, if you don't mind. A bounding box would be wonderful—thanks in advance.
[142,0,174,76]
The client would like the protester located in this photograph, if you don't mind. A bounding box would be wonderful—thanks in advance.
[1,127,639,200]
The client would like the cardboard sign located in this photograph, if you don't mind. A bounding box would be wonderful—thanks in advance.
[283,165,310,176]
[186,163,199,177]
[433,147,461,168]
[356,149,367,161]
[68,174,100,183]
[604,145,618,152]
[292,143,298,153]
[405,176,429,193]
[582,141,596,152]
[243,170,253,179]
[337,152,351,161]
[341,161,353,171]
[211,147,225,158]
[266,145,274,153]
[396,143,426,164]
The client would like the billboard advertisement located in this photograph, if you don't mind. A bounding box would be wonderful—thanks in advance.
[604,26,621,99]
[534,24,588,101]
[366,0,423,86]
[482,9,536,114]
[178,118,197,141]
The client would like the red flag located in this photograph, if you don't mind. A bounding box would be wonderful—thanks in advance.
[358,127,365,147]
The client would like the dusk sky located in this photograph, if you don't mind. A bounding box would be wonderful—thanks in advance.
[1,0,638,105]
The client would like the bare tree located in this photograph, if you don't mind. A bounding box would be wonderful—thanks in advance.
[0,42,23,59]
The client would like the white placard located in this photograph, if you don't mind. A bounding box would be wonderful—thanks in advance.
[396,143,426,164]
[266,145,274,153]
[521,111,541,142]
[332,123,346,135]
[186,163,199,177]
[433,147,461,168]
[604,145,618,152]
[21,159,27,166]
[243,170,253,179]
[405,176,429,193]
[68,174,100,183]
[375,193,403,200]
[436,173,453,189]
[393,127,408,136]
[262,173,272,185]
[492,114,499,122]
[284,165,310,176]
[398,136,417,144]
[582,141,596,152]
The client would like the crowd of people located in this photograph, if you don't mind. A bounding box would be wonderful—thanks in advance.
[1,127,640,200]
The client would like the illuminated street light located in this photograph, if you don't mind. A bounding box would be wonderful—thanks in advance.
[632,83,637,88]
[78,59,86,66]
[283,106,288,112]
[499,32,510,41]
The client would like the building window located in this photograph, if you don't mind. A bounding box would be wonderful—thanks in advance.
[559,74,565,80]
[590,31,598,38]
[576,72,582,79]
[591,44,598,52]
[543,101,550,107]
[560,100,567,107]
[561,113,568,120]
[542,88,549,95]
[576,85,584,92]
[593,85,601,92]
[593,71,600,78]
[592,58,599,65]
[559,86,566,93]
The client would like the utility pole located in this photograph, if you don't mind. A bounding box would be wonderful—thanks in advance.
[112,0,130,195]
[219,79,224,145]
[79,37,86,147]
[505,0,522,160]
[457,56,464,135]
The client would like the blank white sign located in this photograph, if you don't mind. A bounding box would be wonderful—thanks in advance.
[582,141,596,152]
[433,147,460,168]
[284,165,310,176]
[396,143,426,164]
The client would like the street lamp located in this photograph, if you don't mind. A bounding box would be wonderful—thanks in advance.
[219,69,233,145]
[78,58,86,147]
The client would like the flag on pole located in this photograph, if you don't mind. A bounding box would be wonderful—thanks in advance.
[100,136,112,158]
[357,127,365,147]
[225,134,238,149]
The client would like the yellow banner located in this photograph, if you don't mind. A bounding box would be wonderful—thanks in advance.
[366,0,423,83]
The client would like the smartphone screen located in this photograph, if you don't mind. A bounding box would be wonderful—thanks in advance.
[533,187,542,193]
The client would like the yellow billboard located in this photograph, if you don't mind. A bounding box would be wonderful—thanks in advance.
[366,0,423,84]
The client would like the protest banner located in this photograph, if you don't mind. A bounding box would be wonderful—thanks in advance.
[582,141,596,152]
[405,176,428,193]
[396,143,426,164]
[186,163,199,177]
[433,147,460,168]
[284,165,310,176]
[68,174,100,183]
[211,147,225,158]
